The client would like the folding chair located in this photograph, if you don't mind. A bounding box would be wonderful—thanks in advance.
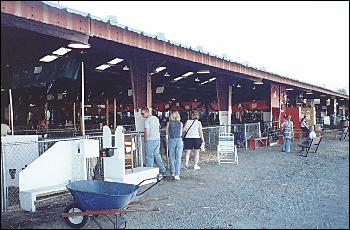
[217,133,238,165]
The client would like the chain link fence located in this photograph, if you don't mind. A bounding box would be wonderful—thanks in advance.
[1,137,86,212]
[1,123,261,212]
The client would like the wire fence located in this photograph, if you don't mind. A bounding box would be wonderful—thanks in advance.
[1,123,261,212]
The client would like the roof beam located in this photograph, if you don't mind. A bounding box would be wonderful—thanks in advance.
[1,1,348,100]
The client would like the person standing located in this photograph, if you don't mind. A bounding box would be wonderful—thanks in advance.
[142,108,166,175]
[183,111,205,170]
[166,111,184,180]
[300,115,309,137]
[282,114,294,153]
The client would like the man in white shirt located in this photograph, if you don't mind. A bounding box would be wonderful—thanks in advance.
[308,126,316,139]
[142,108,166,174]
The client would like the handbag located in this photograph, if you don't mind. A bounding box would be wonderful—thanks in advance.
[182,120,196,141]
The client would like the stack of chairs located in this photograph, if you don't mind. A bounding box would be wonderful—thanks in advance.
[217,133,238,165]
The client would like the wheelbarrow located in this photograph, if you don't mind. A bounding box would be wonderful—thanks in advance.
[62,174,169,229]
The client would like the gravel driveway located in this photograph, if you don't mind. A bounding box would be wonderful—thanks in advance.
[1,133,348,229]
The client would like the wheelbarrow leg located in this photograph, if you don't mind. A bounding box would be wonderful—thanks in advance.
[91,216,104,229]
[114,213,126,229]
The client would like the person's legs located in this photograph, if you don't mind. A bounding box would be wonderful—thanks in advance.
[175,138,183,176]
[185,150,191,166]
[145,141,154,167]
[193,149,200,169]
[168,138,176,175]
[285,138,291,152]
[153,139,166,173]
[282,137,286,152]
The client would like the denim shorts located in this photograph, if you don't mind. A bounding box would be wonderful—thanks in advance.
[183,138,202,150]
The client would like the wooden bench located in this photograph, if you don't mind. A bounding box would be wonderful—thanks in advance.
[247,137,268,150]
[297,136,323,157]
[19,184,67,212]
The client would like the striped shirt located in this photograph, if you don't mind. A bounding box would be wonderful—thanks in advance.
[283,120,293,139]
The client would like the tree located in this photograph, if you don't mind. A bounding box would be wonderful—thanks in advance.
[337,88,348,95]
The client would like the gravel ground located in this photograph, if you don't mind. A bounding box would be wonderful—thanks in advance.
[1,133,348,229]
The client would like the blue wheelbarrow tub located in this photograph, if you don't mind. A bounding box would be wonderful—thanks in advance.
[67,180,140,210]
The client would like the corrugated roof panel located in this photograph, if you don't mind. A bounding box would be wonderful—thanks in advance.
[42,1,90,17]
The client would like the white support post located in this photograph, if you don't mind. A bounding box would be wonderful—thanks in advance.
[114,98,117,130]
[9,89,14,135]
[244,124,247,149]
[106,98,109,126]
[146,73,152,109]
[227,85,232,133]
[73,102,76,131]
[81,62,85,136]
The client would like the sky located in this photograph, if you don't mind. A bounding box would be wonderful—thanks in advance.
[50,1,349,94]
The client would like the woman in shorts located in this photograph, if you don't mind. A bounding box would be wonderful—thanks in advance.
[183,111,205,170]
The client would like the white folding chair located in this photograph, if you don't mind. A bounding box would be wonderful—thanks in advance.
[217,133,238,165]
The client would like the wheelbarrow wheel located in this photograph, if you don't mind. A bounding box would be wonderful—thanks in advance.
[63,203,88,229]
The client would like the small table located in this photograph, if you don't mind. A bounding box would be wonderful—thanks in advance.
[247,137,268,150]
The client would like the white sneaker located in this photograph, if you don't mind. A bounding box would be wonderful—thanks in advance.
[174,176,180,180]
[194,164,200,170]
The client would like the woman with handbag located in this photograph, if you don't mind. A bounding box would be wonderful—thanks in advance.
[183,111,205,170]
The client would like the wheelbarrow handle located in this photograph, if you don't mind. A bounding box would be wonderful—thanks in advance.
[137,174,164,186]
[136,174,166,196]
[129,196,170,205]
[62,207,160,217]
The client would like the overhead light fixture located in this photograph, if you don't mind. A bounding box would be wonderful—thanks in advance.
[182,72,194,77]
[253,86,256,90]
[108,58,123,65]
[286,88,294,91]
[52,47,71,56]
[173,76,184,82]
[156,86,165,94]
[208,77,216,82]
[253,80,263,85]
[195,77,200,82]
[155,66,166,73]
[95,64,111,71]
[164,72,170,77]
[197,70,210,74]
[39,55,58,62]
[340,98,344,101]
[237,84,241,88]
[68,42,91,49]
[200,80,209,85]
[123,65,129,71]
[320,94,326,97]
[306,92,313,95]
